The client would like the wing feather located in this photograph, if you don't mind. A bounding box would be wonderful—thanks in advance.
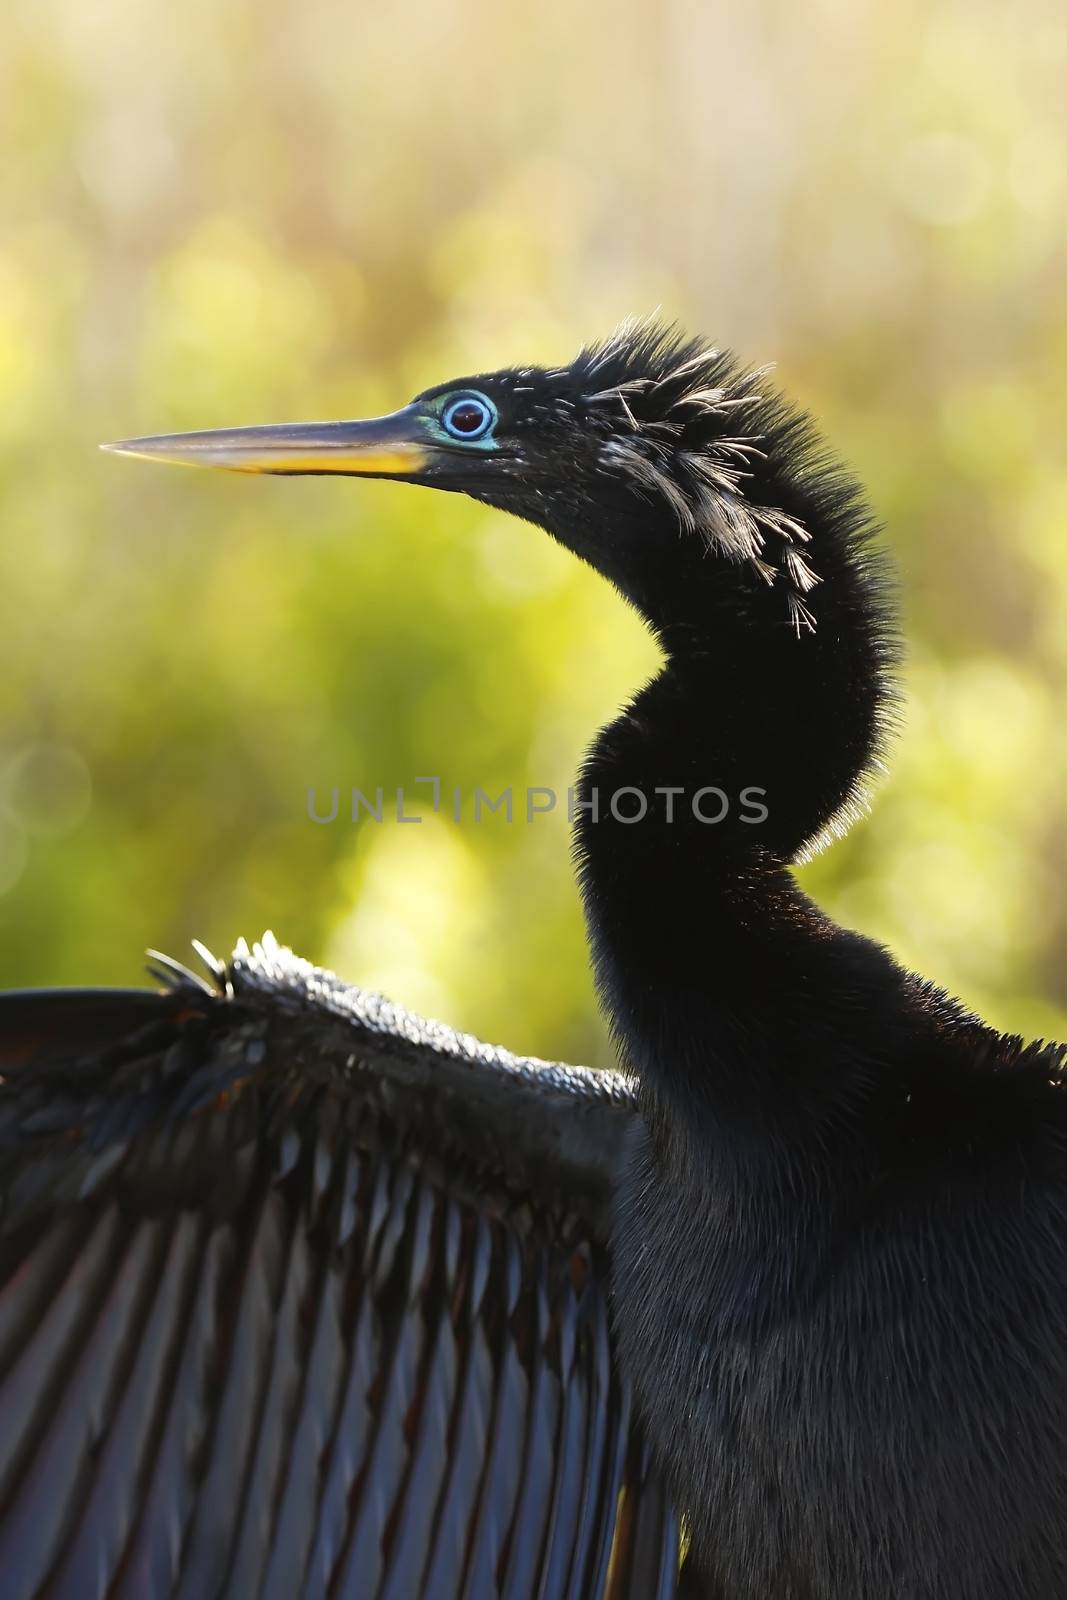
[0,947,681,1598]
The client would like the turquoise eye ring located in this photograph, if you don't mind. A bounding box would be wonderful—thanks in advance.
[441,392,496,442]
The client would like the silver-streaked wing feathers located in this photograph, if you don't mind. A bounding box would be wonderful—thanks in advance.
[0,935,681,1599]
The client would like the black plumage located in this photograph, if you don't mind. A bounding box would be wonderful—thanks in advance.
[4,318,1067,1597]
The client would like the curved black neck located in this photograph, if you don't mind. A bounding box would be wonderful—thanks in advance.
[563,488,900,1160]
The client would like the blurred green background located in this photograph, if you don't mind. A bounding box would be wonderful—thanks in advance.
[1,0,1065,1065]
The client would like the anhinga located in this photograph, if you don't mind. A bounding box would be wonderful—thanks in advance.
[1,320,1065,1599]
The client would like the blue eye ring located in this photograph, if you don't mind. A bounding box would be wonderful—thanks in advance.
[440,391,497,442]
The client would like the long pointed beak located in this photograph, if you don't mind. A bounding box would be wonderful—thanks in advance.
[101,404,432,478]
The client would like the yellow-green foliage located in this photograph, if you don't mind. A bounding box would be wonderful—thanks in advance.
[1,0,1065,1065]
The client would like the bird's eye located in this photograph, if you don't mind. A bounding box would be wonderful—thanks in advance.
[441,393,496,441]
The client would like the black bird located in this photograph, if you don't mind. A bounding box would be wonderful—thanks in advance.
[3,319,1066,1598]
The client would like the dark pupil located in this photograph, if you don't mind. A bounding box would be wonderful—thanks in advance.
[449,401,486,435]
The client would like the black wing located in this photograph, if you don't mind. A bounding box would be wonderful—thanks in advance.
[0,934,680,1600]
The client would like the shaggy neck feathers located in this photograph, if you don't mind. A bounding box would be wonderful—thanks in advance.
[555,323,899,1120]
[549,322,898,861]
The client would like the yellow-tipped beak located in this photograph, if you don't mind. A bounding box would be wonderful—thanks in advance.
[101,404,432,478]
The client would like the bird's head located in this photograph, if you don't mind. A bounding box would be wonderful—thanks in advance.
[106,319,875,648]
[107,317,897,853]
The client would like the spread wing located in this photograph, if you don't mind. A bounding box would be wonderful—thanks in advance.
[0,936,680,1600]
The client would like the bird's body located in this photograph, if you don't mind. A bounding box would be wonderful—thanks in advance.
[2,318,1065,1597]
[612,875,1067,1596]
